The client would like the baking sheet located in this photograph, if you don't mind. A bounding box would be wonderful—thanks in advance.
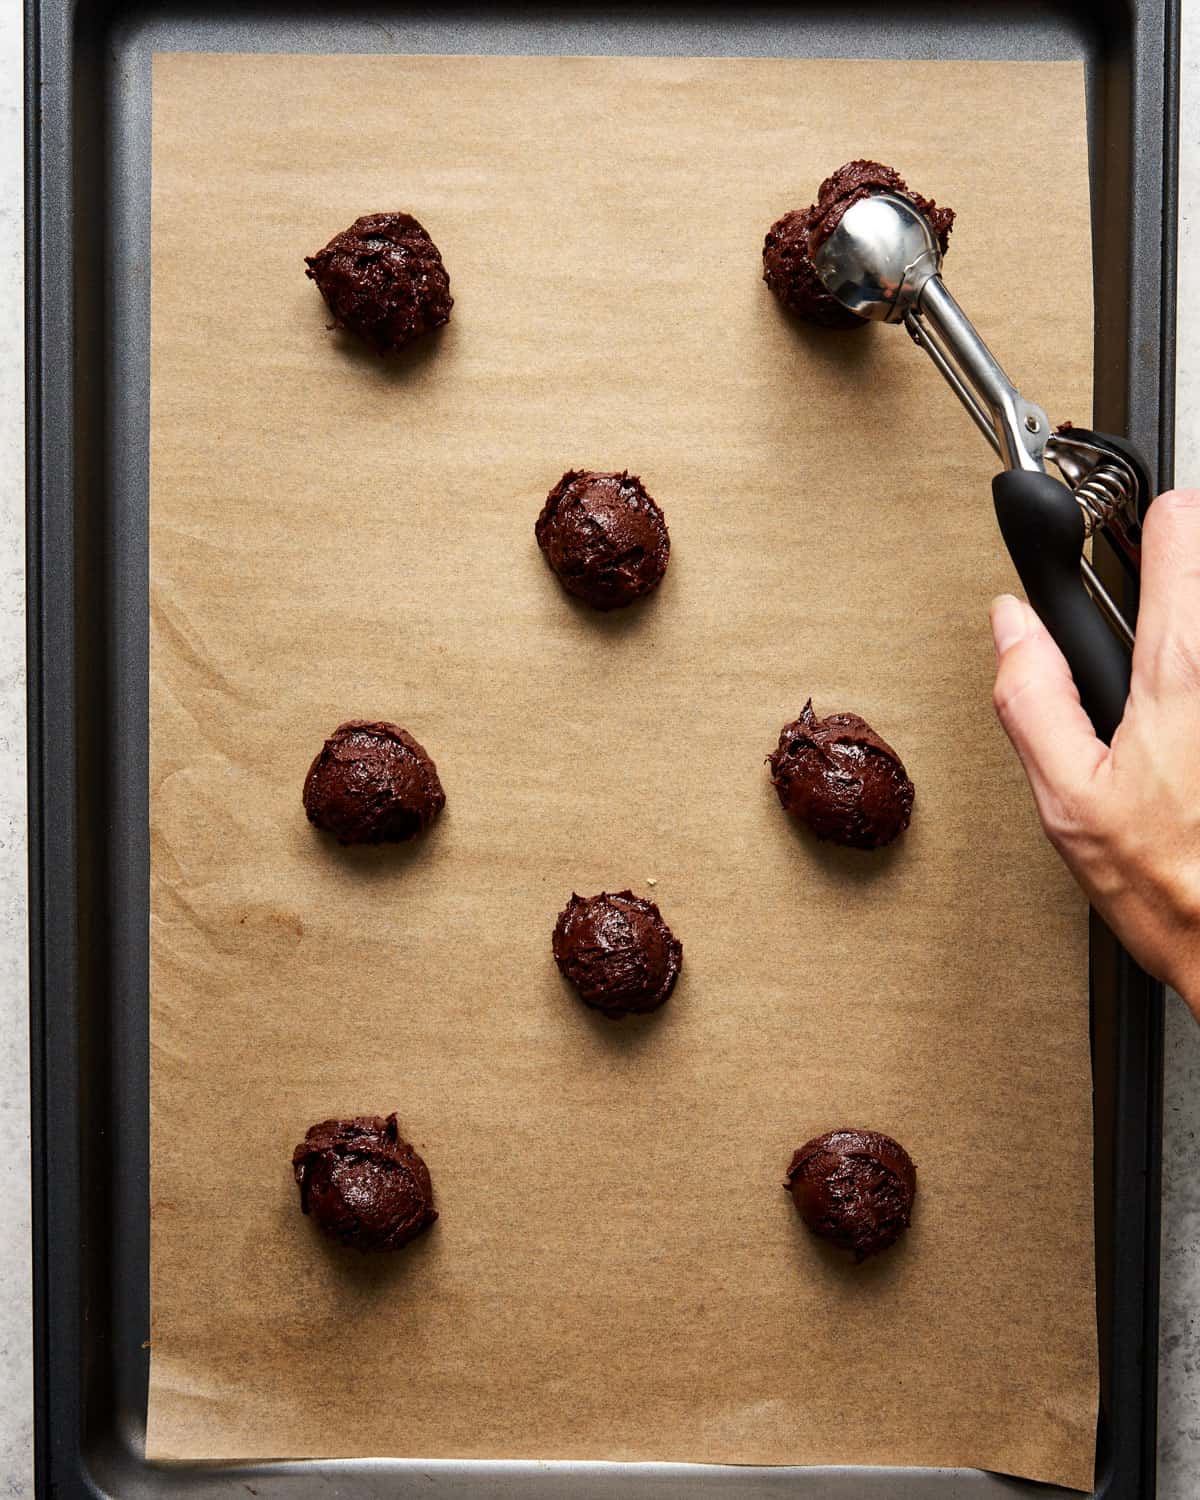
[146,53,1096,1490]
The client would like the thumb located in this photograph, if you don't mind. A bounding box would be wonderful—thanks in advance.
[989,594,1106,814]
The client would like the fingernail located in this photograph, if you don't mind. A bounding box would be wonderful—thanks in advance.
[990,594,1027,656]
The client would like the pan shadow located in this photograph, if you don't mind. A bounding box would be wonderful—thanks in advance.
[558,972,674,1050]
[788,1206,913,1292]
[308,1216,440,1300]
[324,321,451,384]
[547,562,672,640]
[770,784,910,889]
[305,813,447,883]
[771,301,878,377]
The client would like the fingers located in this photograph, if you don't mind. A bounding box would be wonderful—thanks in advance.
[990,594,1106,820]
[1132,488,1200,688]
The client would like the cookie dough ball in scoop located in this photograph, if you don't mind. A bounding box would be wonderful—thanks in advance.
[303,720,445,846]
[552,890,682,1018]
[768,700,913,850]
[305,212,452,354]
[763,159,954,329]
[535,470,670,611]
[805,158,955,262]
[786,1128,916,1261]
[292,1114,438,1252]
[762,205,864,329]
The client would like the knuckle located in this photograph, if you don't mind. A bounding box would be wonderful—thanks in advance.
[992,655,1036,722]
[1050,791,1131,879]
[1037,786,1096,845]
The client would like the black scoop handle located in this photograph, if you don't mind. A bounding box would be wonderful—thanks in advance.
[992,469,1131,745]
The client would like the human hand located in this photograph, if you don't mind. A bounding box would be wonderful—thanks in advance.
[989,487,1200,1013]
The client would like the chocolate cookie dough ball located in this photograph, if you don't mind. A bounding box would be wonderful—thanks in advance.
[303,720,445,846]
[763,159,955,328]
[786,1128,916,1261]
[768,700,913,850]
[552,890,682,1018]
[763,206,863,330]
[535,470,670,611]
[293,1113,437,1252]
[305,212,452,354]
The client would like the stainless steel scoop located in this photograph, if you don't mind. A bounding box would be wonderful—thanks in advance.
[812,191,1151,742]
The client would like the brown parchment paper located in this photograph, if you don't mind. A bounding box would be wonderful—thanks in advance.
[146,53,1097,1489]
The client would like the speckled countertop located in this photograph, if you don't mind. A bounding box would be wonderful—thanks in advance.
[1,9,1198,1496]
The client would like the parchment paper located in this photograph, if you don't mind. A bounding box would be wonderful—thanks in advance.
[147,53,1097,1490]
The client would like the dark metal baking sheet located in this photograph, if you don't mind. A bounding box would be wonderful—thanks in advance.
[26,2,1177,1496]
